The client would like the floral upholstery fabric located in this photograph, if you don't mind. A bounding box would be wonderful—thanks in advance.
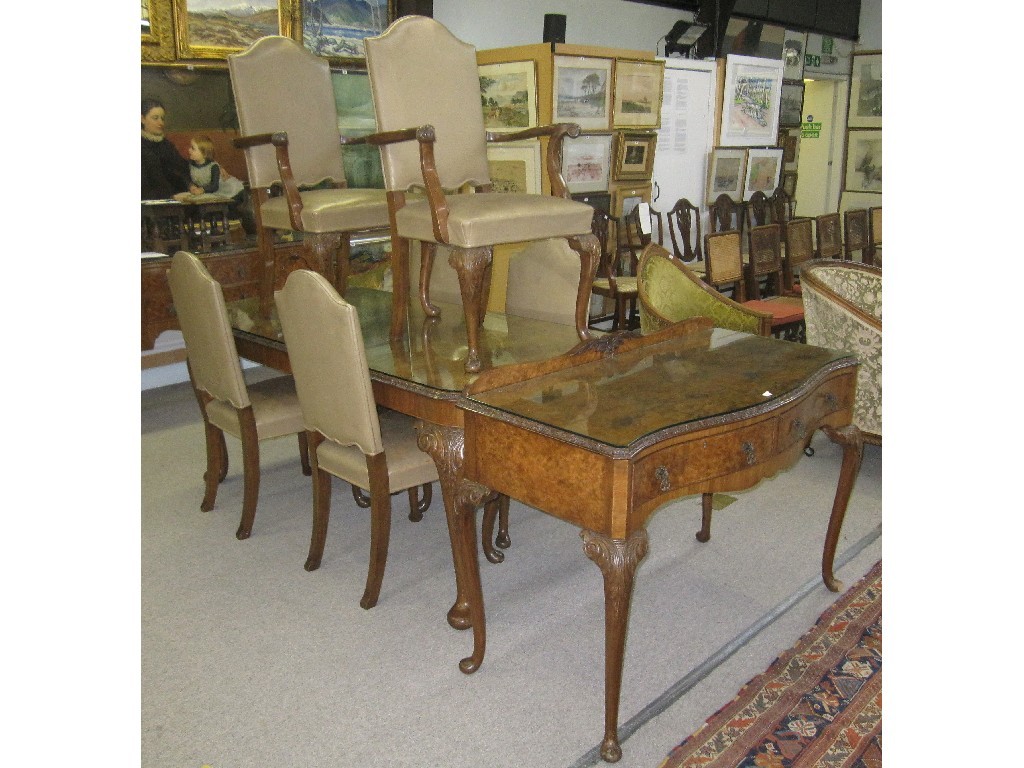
[801,262,882,441]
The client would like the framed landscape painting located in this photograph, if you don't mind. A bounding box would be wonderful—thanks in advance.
[301,0,393,65]
[479,60,538,130]
[612,59,665,129]
[487,142,542,195]
[553,56,613,130]
[719,54,783,147]
[707,147,747,200]
[562,133,613,193]
[742,147,784,201]
[844,130,882,192]
[849,52,882,128]
[173,0,295,60]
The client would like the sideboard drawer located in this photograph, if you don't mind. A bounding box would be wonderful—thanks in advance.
[776,375,851,451]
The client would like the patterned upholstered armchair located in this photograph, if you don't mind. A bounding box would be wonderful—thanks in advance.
[637,244,771,336]
[800,259,882,444]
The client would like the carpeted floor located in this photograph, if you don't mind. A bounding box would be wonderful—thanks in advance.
[659,561,881,768]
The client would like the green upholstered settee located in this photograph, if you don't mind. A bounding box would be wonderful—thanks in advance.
[637,244,772,336]
[800,259,882,444]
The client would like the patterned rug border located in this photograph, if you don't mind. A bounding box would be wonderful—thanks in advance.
[659,561,882,768]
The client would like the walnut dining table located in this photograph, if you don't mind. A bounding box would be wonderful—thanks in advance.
[228,288,864,763]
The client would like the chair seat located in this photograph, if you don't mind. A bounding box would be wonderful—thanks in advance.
[260,188,390,233]
[315,408,438,492]
[205,374,306,439]
[742,297,804,325]
[592,275,638,295]
[396,193,594,248]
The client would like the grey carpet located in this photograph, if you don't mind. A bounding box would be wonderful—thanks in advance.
[142,372,881,768]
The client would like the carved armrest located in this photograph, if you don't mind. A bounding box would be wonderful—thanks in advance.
[486,122,581,198]
[234,131,304,230]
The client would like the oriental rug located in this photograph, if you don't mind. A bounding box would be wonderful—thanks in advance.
[658,561,881,768]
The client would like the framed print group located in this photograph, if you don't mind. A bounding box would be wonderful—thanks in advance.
[612,59,665,129]
[707,147,747,200]
[844,130,881,192]
[486,142,542,195]
[742,147,784,201]
[301,0,394,65]
[553,56,613,130]
[848,52,882,128]
[614,132,657,181]
[562,133,613,193]
[173,0,296,59]
[719,54,783,147]
[479,60,538,130]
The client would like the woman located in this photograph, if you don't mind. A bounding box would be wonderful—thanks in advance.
[141,98,191,200]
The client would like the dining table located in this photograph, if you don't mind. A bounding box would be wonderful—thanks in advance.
[228,286,864,763]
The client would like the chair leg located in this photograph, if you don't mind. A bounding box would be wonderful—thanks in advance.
[407,482,432,522]
[419,241,440,317]
[449,245,493,373]
[351,484,371,508]
[303,232,343,285]
[201,421,225,512]
[566,233,601,342]
[305,433,331,572]
[298,432,312,476]
[361,453,394,609]
[481,494,512,564]
[496,494,511,548]
[696,492,713,542]
[235,406,261,541]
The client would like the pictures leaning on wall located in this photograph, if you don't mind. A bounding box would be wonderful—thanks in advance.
[561,133,613,193]
[844,130,881,192]
[479,60,539,130]
[742,147,784,201]
[707,147,747,201]
[553,55,613,130]
[848,52,882,129]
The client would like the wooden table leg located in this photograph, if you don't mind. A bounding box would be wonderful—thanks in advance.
[448,246,493,373]
[581,528,649,763]
[820,424,864,592]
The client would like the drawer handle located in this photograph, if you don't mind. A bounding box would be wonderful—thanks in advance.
[654,466,671,492]
[741,442,756,465]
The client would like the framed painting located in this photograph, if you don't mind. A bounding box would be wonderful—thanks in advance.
[613,132,657,181]
[612,59,665,129]
[562,133,613,193]
[479,60,538,130]
[301,0,394,65]
[706,147,747,201]
[610,183,652,218]
[719,54,783,147]
[486,142,542,195]
[553,56,613,131]
[779,82,805,128]
[844,130,882,192]
[782,30,806,81]
[780,129,799,166]
[742,147,784,201]
[848,52,882,128]
[142,0,176,62]
[782,170,798,197]
[173,0,296,60]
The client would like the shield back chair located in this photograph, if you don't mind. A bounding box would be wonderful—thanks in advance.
[275,269,439,608]
[742,224,805,341]
[815,212,842,259]
[665,197,704,272]
[745,190,773,230]
[770,186,795,223]
[592,207,640,330]
[364,16,600,372]
[228,36,391,316]
[703,230,747,301]
[868,206,882,265]
[709,193,743,236]
[801,259,882,444]
[167,251,311,541]
[843,208,870,262]
[782,216,815,292]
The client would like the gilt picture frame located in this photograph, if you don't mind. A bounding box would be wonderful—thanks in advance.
[173,0,297,60]
[553,55,613,131]
[479,60,539,130]
[613,132,657,181]
[300,0,395,65]
[742,147,784,201]
[707,147,747,201]
[612,59,665,129]
[142,0,177,62]
[562,133,613,193]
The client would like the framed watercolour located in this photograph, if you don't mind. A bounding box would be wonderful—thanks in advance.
[610,183,652,218]
[613,132,657,181]
[719,54,784,147]
[142,0,176,62]
[479,60,538,130]
[848,52,882,128]
[486,142,542,195]
[844,130,882,192]
[779,82,805,128]
[782,170,798,197]
[562,133,613,193]
[173,0,296,60]
[553,56,613,130]
[300,0,394,65]
[612,59,665,129]
[782,30,806,81]
[742,147,784,201]
[707,147,747,201]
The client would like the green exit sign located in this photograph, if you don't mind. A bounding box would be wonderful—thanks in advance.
[805,53,821,68]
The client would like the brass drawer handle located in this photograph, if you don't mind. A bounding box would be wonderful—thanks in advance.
[655,466,671,492]
[741,441,756,465]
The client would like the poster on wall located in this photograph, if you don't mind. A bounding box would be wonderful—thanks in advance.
[719,55,783,147]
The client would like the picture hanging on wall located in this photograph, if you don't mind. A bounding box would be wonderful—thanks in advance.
[486,141,542,195]
[719,54,784,147]
[707,147,747,200]
[782,30,806,81]
[553,56,613,130]
[848,52,882,128]
[562,133,613,193]
[779,82,805,128]
[142,0,176,61]
[742,147,784,201]
[613,132,657,181]
[300,0,394,65]
[612,59,665,129]
[479,60,539,130]
[844,130,882,192]
[173,0,296,60]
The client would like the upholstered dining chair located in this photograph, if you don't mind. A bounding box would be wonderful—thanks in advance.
[592,208,640,330]
[843,208,870,262]
[228,36,391,316]
[275,269,439,608]
[867,206,882,266]
[364,15,600,372]
[167,251,311,541]
[800,259,882,444]
[815,212,842,259]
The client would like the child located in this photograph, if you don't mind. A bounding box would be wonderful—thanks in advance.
[183,135,244,200]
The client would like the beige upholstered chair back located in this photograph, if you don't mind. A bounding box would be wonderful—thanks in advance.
[275,270,383,456]
[785,217,815,268]
[704,230,744,284]
[228,36,346,190]
[365,16,490,193]
[168,251,250,409]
